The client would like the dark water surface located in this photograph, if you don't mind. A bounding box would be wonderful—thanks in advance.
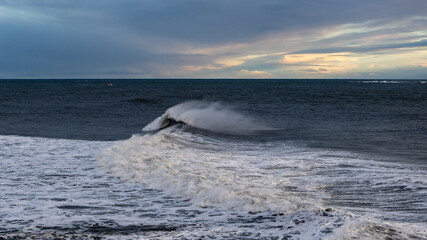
[1,79,426,164]
[1,79,426,239]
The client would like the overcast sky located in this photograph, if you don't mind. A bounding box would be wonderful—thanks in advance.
[1,0,427,79]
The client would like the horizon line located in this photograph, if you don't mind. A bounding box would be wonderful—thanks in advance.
[1,78,426,81]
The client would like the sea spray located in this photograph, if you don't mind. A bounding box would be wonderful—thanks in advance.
[143,101,275,134]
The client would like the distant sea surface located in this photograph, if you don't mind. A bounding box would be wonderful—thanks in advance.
[0,79,426,239]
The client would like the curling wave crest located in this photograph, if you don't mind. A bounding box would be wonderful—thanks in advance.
[142,101,275,134]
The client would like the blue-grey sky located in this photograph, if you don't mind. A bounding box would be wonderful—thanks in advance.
[1,0,427,79]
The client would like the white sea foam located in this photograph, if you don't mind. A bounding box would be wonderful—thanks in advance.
[2,133,426,239]
[358,80,425,84]
[100,112,427,238]
[100,130,307,213]
[326,219,427,240]
[143,101,274,134]
[99,126,427,218]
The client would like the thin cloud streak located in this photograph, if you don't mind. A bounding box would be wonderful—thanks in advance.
[294,40,427,54]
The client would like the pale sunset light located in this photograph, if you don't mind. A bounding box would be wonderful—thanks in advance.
[1,0,426,79]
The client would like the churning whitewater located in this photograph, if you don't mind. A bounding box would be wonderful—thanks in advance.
[2,80,426,239]
[98,101,426,239]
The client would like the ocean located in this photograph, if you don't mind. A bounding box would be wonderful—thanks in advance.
[0,79,426,239]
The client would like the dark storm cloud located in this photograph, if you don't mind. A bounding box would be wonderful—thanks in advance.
[0,22,143,74]
[92,0,427,44]
[0,0,426,78]
[6,0,423,44]
[0,2,215,78]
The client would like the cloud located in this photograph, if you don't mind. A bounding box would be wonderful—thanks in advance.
[3,0,426,45]
[282,53,357,64]
[236,69,273,78]
[281,52,361,75]
[294,39,427,54]
[216,54,270,68]
[0,0,426,78]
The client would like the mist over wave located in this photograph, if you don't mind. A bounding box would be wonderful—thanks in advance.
[143,101,275,134]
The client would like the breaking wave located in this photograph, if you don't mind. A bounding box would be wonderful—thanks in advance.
[142,101,275,134]
[96,101,427,239]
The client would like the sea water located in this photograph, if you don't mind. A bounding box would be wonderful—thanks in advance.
[0,80,426,239]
